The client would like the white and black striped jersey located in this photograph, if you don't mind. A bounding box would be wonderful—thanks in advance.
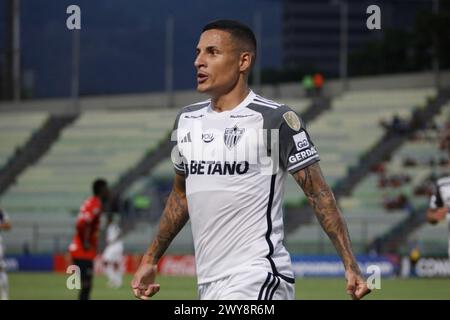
[171,90,320,284]
[429,175,450,256]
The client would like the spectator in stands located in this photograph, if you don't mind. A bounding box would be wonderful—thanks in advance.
[426,174,450,258]
[378,173,411,188]
[313,73,324,97]
[392,114,411,134]
[368,238,383,256]
[403,157,418,167]
[379,118,390,131]
[302,74,314,97]
[439,156,450,167]
[380,114,409,135]
[439,121,450,152]
[370,163,385,173]
[409,106,426,131]
[401,194,415,216]
[383,194,414,214]
[392,115,402,132]
[414,180,434,197]
[68,178,110,300]
[22,242,30,256]
[0,208,11,300]
[408,239,421,277]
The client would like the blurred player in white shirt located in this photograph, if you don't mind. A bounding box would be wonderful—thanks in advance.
[102,215,124,288]
[426,174,450,257]
[0,208,12,300]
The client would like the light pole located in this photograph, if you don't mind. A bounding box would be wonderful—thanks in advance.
[71,29,80,113]
[165,16,174,108]
[432,0,440,90]
[253,12,262,93]
[331,0,349,92]
[12,0,21,101]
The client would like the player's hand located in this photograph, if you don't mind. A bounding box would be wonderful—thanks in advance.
[131,263,160,300]
[435,207,448,221]
[345,270,371,300]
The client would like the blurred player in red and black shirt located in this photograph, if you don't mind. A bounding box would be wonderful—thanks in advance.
[69,178,109,300]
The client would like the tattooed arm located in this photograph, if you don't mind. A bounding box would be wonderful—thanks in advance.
[142,172,188,264]
[293,162,371,300]
[132,173,188,299]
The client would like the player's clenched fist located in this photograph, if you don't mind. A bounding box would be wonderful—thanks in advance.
[131,263,160,300]
[345,270,371,300]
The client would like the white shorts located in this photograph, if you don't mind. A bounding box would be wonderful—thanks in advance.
[102,242,123,263]
[198,268,295,300]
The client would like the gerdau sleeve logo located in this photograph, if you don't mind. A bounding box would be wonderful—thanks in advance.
[293,131,309,151]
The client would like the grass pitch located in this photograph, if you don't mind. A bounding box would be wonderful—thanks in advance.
[7,272,450,300]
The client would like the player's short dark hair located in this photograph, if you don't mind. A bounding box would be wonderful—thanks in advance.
[202,19,257,55]
[92,178,108,196]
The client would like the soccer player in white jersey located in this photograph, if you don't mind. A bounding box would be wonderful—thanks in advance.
[132,19,370,300]
[0,208,12,300]
[102,215,124,288]
[426,174,450,257]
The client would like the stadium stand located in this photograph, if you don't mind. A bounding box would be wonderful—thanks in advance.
[310,88,437,186]
[0,109,178,253]
[0,109,177,217]
[0,113,78,195]
[0,81,446,255]
[0,112,47,167]
[403,103,450,255]
[285,87,441,254]
[332,101,450,255]
[120,88,440,254]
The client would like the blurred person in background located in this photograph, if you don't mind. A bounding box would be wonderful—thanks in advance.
[102,214,124,288]
[439,121,450,153]
[313,73,324,97]
[0,208,12,300]
[426,174,450,258]
[302,74,314,97]
[68,179,110,300]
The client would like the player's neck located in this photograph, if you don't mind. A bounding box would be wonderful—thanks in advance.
[211,84,250,112]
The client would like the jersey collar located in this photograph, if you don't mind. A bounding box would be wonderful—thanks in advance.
[208,90,256,116]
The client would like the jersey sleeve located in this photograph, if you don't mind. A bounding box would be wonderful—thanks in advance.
[278,107,320,174]
[170,111,186,175]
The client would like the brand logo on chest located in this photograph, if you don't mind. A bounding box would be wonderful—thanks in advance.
[202,133,215,143]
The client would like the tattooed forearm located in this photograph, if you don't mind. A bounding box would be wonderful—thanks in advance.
[293,163,360,275]
[144,174,189,265]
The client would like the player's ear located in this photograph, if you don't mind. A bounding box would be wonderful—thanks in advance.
[239,51,253,74]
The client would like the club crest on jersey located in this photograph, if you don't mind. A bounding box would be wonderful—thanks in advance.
[224,125,245,149]
[283,111,301,131]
